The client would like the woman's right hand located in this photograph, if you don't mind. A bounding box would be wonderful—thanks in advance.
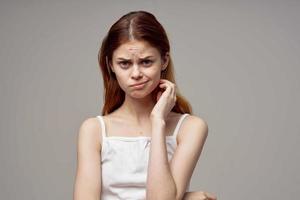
[182,191,217,200]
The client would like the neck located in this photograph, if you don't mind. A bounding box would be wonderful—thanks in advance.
[119,93,156,125]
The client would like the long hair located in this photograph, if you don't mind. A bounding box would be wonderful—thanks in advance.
[98,10,193,115]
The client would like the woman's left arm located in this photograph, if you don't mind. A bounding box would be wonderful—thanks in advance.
[170,115,209,200]
[146,79,209,200]
[146,115,208,200]
[146,117,177,200]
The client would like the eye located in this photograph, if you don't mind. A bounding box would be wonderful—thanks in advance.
[118,61,130,69]
[141,60,153,66]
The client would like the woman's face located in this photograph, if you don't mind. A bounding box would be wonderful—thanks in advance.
[110,40,169,98]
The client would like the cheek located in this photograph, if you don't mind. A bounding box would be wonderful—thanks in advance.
[114,73,128,90]
[148,73,162,92]
[145,68,162,87]
[147,67,161,79]
[152,70,162,83]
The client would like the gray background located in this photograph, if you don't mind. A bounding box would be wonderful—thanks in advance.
[1,0,299,199]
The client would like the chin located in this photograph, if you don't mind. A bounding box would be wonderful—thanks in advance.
[130,90,150,99]
[129,87,155,99]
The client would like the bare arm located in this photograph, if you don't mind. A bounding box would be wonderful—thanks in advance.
[146,115,208,200]
[146,118,177,200]
[73,118,102,200]
[170,115,208,200]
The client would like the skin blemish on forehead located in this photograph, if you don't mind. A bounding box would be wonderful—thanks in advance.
[116,46,155,61]
[113,41,160,61]
[128,47,139,50]
[127,46,141,55]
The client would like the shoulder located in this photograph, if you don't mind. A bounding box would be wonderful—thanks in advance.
[185,114,208,131]
[177,114,209,142]
[77,117,102,152]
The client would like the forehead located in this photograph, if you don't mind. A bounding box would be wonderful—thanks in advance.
[113,40,160,59]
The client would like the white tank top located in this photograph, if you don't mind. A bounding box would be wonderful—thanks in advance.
[97,113,190,200]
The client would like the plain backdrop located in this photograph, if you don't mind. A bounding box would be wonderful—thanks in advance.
[0,0,299,199]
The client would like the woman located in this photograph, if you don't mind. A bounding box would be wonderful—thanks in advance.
[73,10,217,200]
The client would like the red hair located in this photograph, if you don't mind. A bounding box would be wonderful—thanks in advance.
[98,10,193,115]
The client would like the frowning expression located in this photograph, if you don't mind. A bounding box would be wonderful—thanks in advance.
[110,40,169,98]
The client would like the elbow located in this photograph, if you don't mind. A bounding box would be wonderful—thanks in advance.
[146,191,177,200]
[175,191,185,200]
[146,181,177,200]
[169,191,180,200]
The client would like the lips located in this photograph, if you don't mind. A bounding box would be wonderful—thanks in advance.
[130,81,148,87]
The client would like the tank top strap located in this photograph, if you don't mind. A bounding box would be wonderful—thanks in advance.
[173,113,190,138]
[96,115,107,139]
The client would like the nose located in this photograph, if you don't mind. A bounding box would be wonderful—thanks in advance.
[131,65,143,79]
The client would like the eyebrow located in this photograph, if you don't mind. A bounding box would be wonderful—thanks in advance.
[116,56,154,61]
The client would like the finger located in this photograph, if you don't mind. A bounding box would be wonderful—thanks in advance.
[162,79,176,98]
[159,82,172,96]
[172,83,176,99]
[161,80,175,98]
[169,83,176,101]
[169,82,174,98]
[159,80,176,104]
[204,192,217,200]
